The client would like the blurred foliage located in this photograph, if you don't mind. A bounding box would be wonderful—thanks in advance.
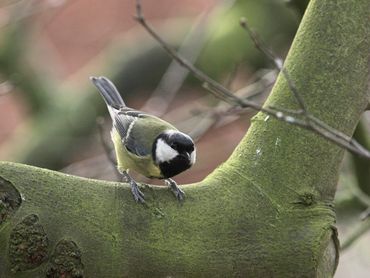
[112,47,172,100]
[0,0,303,170]
[286,0,310,16]
[198,0,300,79]
[0,22,52,114]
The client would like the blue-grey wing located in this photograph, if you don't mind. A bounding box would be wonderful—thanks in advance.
[113,108,151,157]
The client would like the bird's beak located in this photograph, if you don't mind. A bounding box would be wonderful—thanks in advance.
[180,152,190,160]
[180,151,196,165]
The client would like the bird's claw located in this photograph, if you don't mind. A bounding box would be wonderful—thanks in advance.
[130,180,145,203]
[166,179,185,202]
[173,187,185,202]
[120,170,145,204]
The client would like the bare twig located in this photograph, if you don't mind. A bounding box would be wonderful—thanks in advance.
[238,70,276,100]
[134,0,370,160]
[141,10,210,116]
[142,0,238,116]
[189,70,276,139]
[134,1,301,117]
[240,17,307,113]
[223,63,242,90]
[239,16,370,158]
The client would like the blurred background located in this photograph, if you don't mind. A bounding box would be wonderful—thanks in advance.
[0,0,368,276]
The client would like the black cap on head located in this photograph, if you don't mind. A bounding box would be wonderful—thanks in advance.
[152,131,195,179]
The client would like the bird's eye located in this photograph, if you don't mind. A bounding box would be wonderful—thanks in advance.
[171,143,177,149]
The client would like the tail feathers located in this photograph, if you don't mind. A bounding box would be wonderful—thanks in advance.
[90,76,125,109]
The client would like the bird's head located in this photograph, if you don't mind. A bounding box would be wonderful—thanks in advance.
[152,130,196,178]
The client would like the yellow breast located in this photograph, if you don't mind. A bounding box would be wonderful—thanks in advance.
[111,129,162,178]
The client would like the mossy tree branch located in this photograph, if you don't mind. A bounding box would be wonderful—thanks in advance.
[0,0,369,277]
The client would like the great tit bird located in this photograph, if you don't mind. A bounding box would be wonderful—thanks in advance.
[90,76,196,203]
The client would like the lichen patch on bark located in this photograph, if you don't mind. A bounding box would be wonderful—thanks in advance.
[8,214,48,272]
[0,177,21,226]
[46,239,84,278]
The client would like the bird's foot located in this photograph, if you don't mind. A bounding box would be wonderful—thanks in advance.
[120,170,145,203]
[130,180,145,204]
[165,178,185,202]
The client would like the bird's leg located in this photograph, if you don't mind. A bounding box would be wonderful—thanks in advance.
[165,178,185,202]
[119,170,145,203]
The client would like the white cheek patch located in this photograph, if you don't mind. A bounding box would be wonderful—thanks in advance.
[156,139,179,163]
[190,149,196,165]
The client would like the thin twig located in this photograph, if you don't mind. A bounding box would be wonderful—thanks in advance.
[240,17,307,113]
[141,0,237,117]
[134,1,298,115]
[162,69,275,140]
[135,3,233,104]
[240,70,276,100]
[224,63,242,90]
[141,8,212,116]
[134,0,370,160]
[189,70,276,139]
[239,16,370,158]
